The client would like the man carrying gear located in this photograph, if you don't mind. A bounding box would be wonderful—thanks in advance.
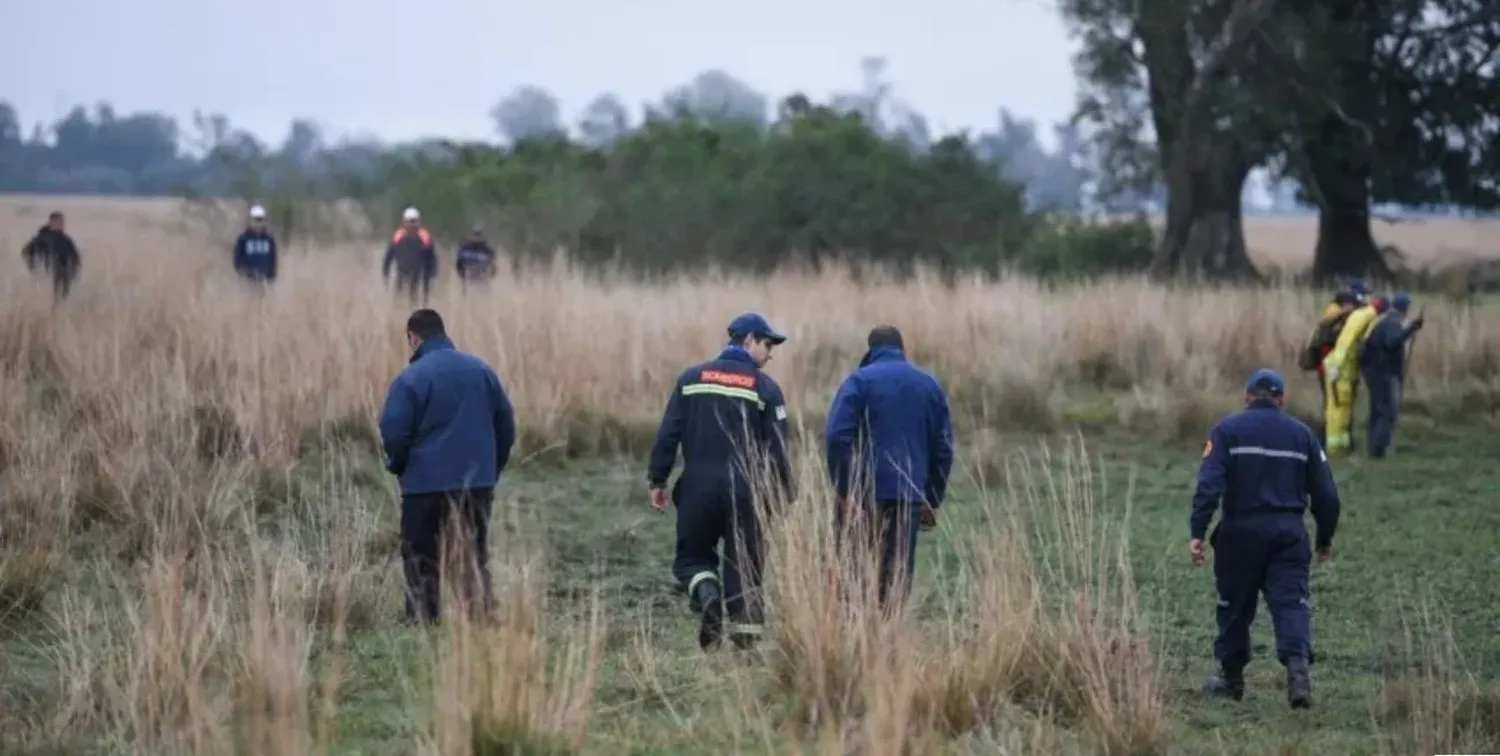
[22,211,81,304]
[1299,291,1359,449]
[647,313,794,652]
[232,205,279,285]
[1359,293,1424,458]
[1191,368,1341,710]
[384,207,438,305]
[1320,284,1384,456]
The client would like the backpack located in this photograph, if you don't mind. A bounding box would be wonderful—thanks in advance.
[1298,310,1352,371]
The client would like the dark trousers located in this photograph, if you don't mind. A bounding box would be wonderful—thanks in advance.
[835,499,922,611]
[1211,519,1312,671]
[671,480,766,635]
[51,271,75,304]
[400,488,494,624]
[1363,369,1403,457]
[394,272,432,306]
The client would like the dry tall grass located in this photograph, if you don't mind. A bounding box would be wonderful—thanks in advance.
[3,202,1499,753]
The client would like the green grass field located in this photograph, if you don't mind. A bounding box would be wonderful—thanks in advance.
[4,409,1499,755]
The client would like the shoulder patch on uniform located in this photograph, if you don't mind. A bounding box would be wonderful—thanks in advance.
[775,405,787,421]
[701,369,756,389]
[1202,439,1214,458]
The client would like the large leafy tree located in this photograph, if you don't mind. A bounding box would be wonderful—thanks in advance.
[1259,0,1499,281]
[1066,0,1281,280]
[1065,0,1500,282]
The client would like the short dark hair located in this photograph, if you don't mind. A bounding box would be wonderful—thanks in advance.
[406,309,446,340]
[867,325,904,350]
[48,211,63,222]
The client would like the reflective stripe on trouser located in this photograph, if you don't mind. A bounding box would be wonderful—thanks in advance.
[726,622,763,637]
[672,480,768,627]
[687,570,719,597]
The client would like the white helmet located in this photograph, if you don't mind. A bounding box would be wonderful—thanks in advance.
[249,204,266,219]
[402,207,420,221]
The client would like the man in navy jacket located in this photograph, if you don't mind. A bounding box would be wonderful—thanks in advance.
[232,205,278,284]
[1191,368,1341,709]
[379,309,516,624]
[825,325,954,612]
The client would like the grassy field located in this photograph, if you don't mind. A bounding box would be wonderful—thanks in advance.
[3,195,1500,754]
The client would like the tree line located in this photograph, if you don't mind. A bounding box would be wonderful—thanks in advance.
[5,20,1498,284]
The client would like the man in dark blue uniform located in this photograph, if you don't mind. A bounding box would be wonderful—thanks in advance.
[22,211,81,304]
[1190,368,1341,709]
[455,224,497,286]
[647,312,794,651]
[1359,293,1424,458]
[824,325,954,613]
[232,205,278,285]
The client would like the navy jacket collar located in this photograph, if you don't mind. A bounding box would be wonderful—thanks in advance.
[717,345,755,364]
[859,345,906,368]
[1246,399,1281,411]
[411,335,455,363]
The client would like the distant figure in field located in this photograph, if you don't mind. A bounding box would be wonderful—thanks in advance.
[454,224,497,287]
[384,207,437,305]
[232,205,278,285]
[22,211,81,304]
[378,308,516,625]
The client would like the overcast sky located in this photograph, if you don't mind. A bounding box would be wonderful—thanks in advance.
[3,0,1077,146]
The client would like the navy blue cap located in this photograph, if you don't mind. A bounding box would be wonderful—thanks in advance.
[1391,292,1412,313]
[727,312,787,344]
[1346,277,1371,295]
[1245,368,1285,396]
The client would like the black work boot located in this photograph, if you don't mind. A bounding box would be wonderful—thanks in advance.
[729,629,760,652]
[692,581,724,651]
[1202,666,1245,701]
[1286,656,1312,709]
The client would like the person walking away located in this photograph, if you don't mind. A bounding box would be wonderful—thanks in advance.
[455,224,497,288]
[384,207,437,305]
[824,325,954,614]
[647,312,794,652]
[379,309,516,624]
[21,211,81,304]
[1299,291,1358,450]
[232,205,279,285]
[1191,369,1341,709]
[1359,293,1424,458]
[1320,287,1383,457]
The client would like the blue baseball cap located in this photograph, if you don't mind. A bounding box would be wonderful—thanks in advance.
[727,312,787,344]
[1245,368,1286,397]
[1390,293,1412,313]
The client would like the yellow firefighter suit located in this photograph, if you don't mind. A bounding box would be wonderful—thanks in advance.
[1321,303,1379,454]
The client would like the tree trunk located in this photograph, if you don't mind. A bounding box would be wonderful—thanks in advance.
[1309,167,1387,283]
[1152,139,1259,281]
[1305,1,1390,285]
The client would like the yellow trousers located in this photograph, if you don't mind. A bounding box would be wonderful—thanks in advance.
[1322,368,1358,454]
